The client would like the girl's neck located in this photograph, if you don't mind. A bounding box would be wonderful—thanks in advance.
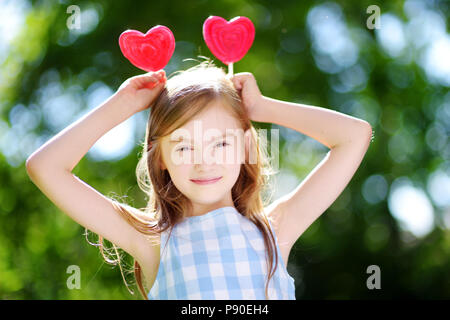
[188,200,235,217]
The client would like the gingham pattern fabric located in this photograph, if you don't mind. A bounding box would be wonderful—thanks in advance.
[148,206,296,300]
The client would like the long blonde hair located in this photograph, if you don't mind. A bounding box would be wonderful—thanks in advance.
[86,58,280,300]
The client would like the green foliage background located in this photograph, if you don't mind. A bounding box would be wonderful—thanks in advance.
[1,0,449,299]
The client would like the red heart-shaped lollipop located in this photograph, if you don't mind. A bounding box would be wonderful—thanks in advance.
[119,25,175,72]
[203,16,255,65]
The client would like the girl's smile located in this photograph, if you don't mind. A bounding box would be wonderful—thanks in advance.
[190,176,223,185]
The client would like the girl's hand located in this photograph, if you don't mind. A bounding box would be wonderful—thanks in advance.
[229,72,264,122]
[116,69,167,115]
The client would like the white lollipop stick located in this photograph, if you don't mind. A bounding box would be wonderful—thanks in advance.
[228,62,234,77]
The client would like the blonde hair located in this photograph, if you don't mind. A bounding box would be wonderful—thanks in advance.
[87,57,279,299]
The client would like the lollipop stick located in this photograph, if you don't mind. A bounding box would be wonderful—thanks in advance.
[228,62,234,77]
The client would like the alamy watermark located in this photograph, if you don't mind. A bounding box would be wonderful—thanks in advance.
[366,5,381,30]
[168,120,279,170]
[66,5,81,30]
[66,264,81,289]
[366,264,381,289]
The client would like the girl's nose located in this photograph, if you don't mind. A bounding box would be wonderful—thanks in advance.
[193,147,212,165]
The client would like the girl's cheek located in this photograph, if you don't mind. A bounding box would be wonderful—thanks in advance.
[175,163,194,176]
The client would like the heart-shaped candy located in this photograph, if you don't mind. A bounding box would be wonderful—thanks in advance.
[203,16,255,65]
[119,25,175,72]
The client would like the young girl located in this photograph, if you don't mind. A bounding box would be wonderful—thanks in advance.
[26,59,372,300]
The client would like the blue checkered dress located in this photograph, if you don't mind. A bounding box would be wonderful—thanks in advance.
[147,206,296,299]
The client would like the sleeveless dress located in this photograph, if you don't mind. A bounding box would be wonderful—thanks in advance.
[147,206,296,300]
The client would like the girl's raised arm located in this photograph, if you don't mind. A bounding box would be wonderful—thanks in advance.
[231,72,372,265]
[26,71,166,272]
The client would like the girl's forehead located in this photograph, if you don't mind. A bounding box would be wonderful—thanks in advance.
[165,121,244,144]
[163,104,244,144]
[186,110,240,131]
[193,101,237,120]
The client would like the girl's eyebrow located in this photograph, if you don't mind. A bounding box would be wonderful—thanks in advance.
[169,132,235,144]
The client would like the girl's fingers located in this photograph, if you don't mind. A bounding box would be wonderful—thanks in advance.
[131,70,166,88]
[131,75,165,90]
[149,73,166,84]
[143,76,166,89]
[232,78,242,90]
[152,70,165,80]
[143,80,162,90]
[143,74,163,83]
[142,70,163,80]
[143,82,156,89]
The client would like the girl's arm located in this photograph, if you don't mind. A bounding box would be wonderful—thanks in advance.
[231,73,372,252]
[26,71,166,271]
[259,95,372,149]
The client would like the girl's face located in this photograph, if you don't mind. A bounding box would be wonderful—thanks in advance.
[159,100,250,213]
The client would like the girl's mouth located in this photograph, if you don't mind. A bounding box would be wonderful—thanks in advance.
[190,176,222,185]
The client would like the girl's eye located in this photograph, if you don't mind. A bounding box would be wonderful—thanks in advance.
[216,141,230,148]
[176,146,192,152]
[176,141,229,152]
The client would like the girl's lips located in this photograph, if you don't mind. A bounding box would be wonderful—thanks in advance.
[190,176,222,185]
